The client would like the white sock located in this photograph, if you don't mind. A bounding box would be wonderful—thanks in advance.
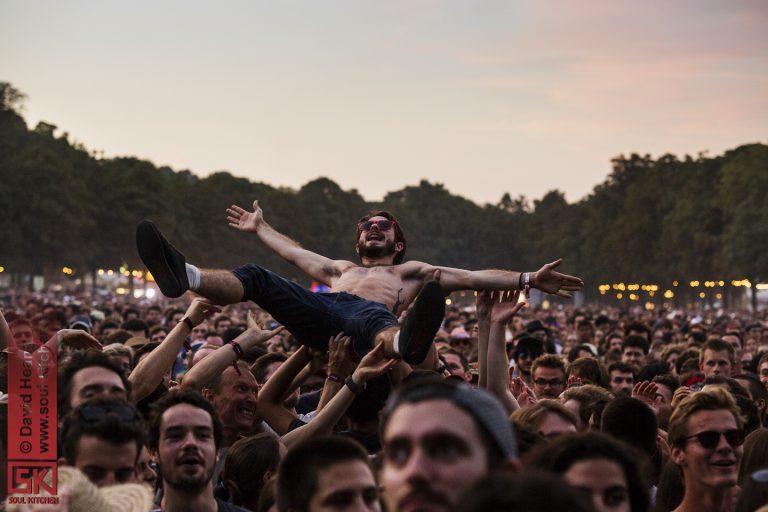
[186,263,201,290]
[392,331,401,355]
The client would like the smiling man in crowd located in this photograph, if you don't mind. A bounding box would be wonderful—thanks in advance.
[668,388,744,512]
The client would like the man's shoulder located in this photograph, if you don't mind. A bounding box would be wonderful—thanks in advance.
[216,498,251,512]
[394,260,431,278]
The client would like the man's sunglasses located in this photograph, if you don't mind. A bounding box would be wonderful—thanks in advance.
[685,429,744,450]
[78,403,138,423]
[357,219,395,233]
[534,379,564,388]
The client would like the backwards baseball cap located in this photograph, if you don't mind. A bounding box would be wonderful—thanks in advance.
[383,380,518,459]
[69,314,93,332]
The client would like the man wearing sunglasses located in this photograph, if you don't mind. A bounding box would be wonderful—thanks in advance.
[59,397,146,488]
[668,388,744,512]
[137,200,583,367]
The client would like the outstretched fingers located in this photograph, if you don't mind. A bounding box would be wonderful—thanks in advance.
[559,273,585,287]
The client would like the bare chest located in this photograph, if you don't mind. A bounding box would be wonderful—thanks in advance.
[332,266,421,312]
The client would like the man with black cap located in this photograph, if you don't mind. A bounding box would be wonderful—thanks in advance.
[511,336,545,386]
[526,319,558,354]
[379,380,520,512]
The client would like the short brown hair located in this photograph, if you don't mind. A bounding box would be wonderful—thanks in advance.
[511,399,577,432]
[532,354,566,377]
[566,357,608,388]
[699,339,736,365]
[668,388,743,448]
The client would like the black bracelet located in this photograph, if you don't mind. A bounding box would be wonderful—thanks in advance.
[345,375,366,395]
[181,317,195,331]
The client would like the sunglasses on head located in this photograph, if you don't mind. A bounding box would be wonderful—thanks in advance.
[78,404,138,423]
[685,429,744,450]
[357,219,395,232]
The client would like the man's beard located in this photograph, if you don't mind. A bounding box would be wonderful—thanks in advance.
[161,462,214,493]
[357,238,396,260]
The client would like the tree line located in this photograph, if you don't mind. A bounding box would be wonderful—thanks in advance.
[1,82,766,305]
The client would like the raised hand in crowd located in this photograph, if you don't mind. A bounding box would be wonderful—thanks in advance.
[282,341,396,448]
[510,377,537,408]
[131,297,222,401]
[483,290,526,414]
[317,333,356,411]
[632,380,660,415]
[48,328,102,352]
[182,309,284,392]
[671,385,693,409]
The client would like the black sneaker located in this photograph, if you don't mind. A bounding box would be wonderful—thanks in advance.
[136,220,189,298]
[399,280,445,365]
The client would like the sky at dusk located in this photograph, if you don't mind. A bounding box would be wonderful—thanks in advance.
[2,0,766,205]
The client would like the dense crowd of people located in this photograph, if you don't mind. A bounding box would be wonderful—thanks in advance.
[1,200,767,512]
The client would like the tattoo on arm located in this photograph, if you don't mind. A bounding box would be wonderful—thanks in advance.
[392,288,403,314]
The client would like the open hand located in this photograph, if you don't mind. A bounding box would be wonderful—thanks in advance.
[671,386,692,409]
[632,380,660,414]
[532,259,584,298]
[227,199,265,233]
[490,290,525,324]
[327,333,356,377]
[54,329,102,350]
[353,342,397,383]
[185,297,221,326]
[244,311,285,346]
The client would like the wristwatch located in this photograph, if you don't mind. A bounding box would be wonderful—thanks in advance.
[345,375,366,395]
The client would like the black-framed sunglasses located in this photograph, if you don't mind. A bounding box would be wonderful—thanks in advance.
[685,429,744,450]
[78,403,138,423]
[357,219,395,233]
[534,378,564,388]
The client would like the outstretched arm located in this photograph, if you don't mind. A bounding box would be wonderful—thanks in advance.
[227,200,355,285]
[406,258,583,298]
